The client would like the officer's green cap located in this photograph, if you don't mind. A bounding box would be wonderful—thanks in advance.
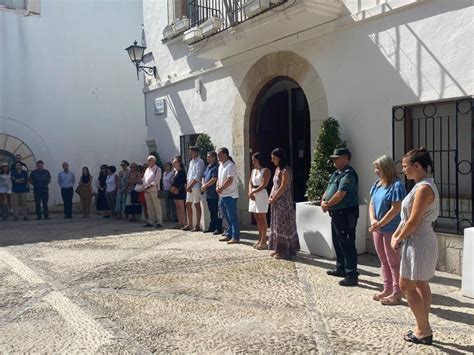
[330,148,351,159]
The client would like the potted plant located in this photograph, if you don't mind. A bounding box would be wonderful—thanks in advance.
[162,24,176,40]
[296,117,367,258]
[199,16,224,36]
[196,133,215,161]
[243,0,270,18]
[175,16,191,34]
[183,26,203,44]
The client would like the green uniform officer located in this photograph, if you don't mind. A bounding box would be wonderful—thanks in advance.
[321,148,359,287]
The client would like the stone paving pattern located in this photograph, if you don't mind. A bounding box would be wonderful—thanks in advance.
[0,218,473,353]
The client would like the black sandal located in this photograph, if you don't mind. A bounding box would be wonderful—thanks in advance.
[403,333,433,345]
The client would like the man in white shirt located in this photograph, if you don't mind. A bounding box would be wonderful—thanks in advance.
[216,147,240,244]
[142,155,163,228]
[184,146,205,232]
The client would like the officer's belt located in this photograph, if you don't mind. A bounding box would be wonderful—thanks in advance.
[329,207,358,217]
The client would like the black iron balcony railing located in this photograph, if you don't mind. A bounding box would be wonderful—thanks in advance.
[187,0,288,40]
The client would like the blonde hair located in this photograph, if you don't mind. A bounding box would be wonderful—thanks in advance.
[373,155,398,187]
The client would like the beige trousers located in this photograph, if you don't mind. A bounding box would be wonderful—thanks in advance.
[78,186,93,216]
[145,191,162,225]
[12,192,27,217]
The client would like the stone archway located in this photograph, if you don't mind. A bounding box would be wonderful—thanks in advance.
[232,51,328,223]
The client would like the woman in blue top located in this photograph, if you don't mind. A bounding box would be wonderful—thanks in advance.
[369,155,406,305]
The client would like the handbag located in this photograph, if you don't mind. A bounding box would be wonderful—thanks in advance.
[158,190,166,199]
[134,184,144,192]
[170,186,179,195]
[75,186,81,195]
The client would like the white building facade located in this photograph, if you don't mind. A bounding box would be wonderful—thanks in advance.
[143,0,473,238]
[1,0,147,204]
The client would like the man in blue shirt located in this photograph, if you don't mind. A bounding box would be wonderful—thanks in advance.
[11,161,29,221]
[30,160,51,220]
[57,162,75,218]
[201,151,222,234]
[321,148,359,287]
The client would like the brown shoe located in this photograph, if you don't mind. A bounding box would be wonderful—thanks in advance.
[181,225,191,231]
[373,291,392,301]
[227,239,239,244]
[191,227,201,232]
[219,237,231,242]
[380,294,402,306]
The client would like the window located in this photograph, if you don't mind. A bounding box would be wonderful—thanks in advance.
[0,0,40,15]
[392,97,473,234]
[180,133,200,168]
[167,0,187,24]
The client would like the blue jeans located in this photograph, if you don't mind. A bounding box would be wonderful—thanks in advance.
[220,197,239,240]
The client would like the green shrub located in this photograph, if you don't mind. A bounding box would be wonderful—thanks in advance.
[196,133,215,162]
[306,117,343,204]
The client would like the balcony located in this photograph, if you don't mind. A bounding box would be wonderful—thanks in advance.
[165,0,343,60]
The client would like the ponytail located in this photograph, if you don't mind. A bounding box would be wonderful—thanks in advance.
[404,147,434,174]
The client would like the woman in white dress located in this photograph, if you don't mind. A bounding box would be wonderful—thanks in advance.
[391,148,439,345]
[248,152,271,250]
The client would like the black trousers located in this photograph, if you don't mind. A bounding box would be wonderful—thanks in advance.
[34,188,49,218]
[331,211,359,278]
[207,198,222,232]
[61,187,73,217]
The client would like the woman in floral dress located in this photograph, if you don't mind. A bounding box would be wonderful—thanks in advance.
[116,160,130,219]
[268,148,300,259]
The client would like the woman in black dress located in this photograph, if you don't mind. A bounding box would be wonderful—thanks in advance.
[95,164,109,215]
[169,158,187,229]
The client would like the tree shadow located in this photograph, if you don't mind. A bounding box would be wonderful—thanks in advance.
[431,307,474,327]
[432,294,474,309]
[295,253,380,277]
[0,219,179,247]
[357,278,383,290]
[431,340,474,354]
[431,275,462,289]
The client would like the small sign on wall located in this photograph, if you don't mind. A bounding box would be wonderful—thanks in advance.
[155,97,166,115]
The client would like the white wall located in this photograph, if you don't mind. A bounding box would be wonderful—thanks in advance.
[143,0,473,208]
[292,0,473,202]
[0,0,147,205]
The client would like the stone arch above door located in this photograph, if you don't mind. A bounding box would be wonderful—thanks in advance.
[232,51,328,187]
[0,133,36,169]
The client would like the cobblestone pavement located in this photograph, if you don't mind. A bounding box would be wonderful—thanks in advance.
[0,217,473,353]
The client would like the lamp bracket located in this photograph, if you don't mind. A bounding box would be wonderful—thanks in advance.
[135,63,157,80]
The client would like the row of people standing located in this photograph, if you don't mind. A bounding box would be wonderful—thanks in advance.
[369,148,439,345]
[0,160,50,221]
[321,147,439,345]
[1,159,152,221]
[96,158,162,226]
[162,146,300,259]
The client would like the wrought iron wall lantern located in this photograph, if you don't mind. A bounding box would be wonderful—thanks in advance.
[125,41,157,80]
